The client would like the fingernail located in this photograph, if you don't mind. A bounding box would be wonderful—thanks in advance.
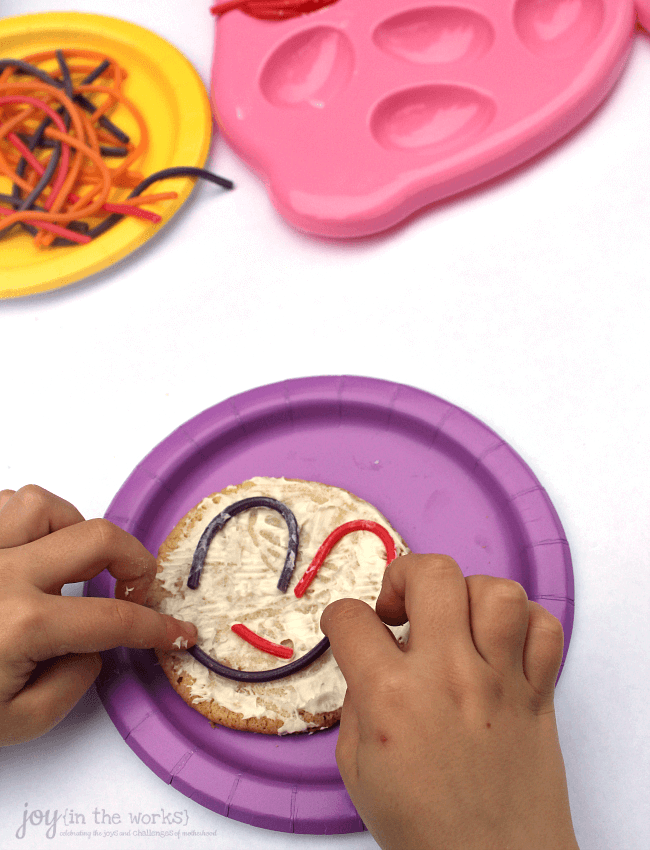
[180,620,198,641]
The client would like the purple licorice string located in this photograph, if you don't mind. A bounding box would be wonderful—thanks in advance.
[186,496,330,682]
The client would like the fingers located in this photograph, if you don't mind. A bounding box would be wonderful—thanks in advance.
[465,575,530,674]
[376,554,475,657]
[1,653,102,746]
[522,602,564,703]
[24,594,197,661]
[0,485,84,549]
[14,518,157,600]
[376,558,563,707]
[321,598,402,694]
[464,576,563,706]
[0,490,15,511]
[335,689,360,787]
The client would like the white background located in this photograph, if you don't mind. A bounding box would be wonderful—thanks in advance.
[1,2,649,848]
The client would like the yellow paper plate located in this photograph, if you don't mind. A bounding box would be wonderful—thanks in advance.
[0,12,213,298]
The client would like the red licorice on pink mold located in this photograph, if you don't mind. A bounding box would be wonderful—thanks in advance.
[210,0,340,21]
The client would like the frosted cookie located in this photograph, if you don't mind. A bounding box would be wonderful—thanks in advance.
[146,477,409,734]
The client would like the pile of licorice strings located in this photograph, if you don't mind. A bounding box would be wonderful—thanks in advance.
[0,48,232,247]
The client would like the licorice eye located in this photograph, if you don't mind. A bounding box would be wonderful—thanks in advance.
[186,496,331,683]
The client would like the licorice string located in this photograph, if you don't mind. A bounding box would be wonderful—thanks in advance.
[184,501,397,682]
[6,130,174,224]
[35,84,148,246]
[0,95,70,221]
[0,57,152,241]
[20,50,131,144]
[22,50,130,145]
[0,101,112,228]
[185,496,333,683]
[85,166,235,241]
[231,624,294,659]
[294,520,397,598]
[210,0,340,20]
[6,127,67,213]
[0,58,126,228]
[0,77,95,224]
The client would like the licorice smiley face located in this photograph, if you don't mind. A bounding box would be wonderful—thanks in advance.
[186,496,396,682]
[146,477,409,734]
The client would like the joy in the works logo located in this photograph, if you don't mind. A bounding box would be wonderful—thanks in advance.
[15,803,190,840]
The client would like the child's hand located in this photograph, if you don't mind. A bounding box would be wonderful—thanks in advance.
[0,485,197,746]
[321,554,579,850]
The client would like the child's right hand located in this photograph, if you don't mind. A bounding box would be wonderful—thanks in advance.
[321,553,579,850]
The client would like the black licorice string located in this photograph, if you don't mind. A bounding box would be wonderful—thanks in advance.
[186,497,331,683]
[83,166,234,243]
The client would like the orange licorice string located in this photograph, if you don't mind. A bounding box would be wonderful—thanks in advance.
[75,84,148,180]
[35,83,148,247]
[0,81,88,214]
[294,520,397,598]
[36,98,116,246]
[35,127,111,246]
[78,168,143,188]
[231,624,294,659]
[0,51,176,246]
[117,192,177,205]
[211,0,339,19]
[0,95,73,242]
[0,127,111,230]
[6,131,170,223]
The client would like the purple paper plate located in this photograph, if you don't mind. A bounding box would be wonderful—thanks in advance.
[86,375,573,834]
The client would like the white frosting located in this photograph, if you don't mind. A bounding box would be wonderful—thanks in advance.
[154,477,409,733]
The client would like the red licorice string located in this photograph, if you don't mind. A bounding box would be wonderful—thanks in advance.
[210,0,340,21]
[294,520,397,598]
[231,623,295,659]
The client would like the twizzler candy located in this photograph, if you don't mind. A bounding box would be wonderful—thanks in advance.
[293,519,397,598]
[146,478,410,733]
[210,0,340,20]
[188,496,299,593]
[186,499,398,683]
[0,50,232,246]
[211,0,645,237]
[186,496,331,682]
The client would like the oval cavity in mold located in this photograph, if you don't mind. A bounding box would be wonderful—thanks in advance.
[371,85,496,154]
[373,6,494,65]
[514,0,604,58]
[260,26,354,108]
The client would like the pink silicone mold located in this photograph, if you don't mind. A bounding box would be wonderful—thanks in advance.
[211,0,644,237]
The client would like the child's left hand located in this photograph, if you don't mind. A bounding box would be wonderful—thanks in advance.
[0,485,197,746]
